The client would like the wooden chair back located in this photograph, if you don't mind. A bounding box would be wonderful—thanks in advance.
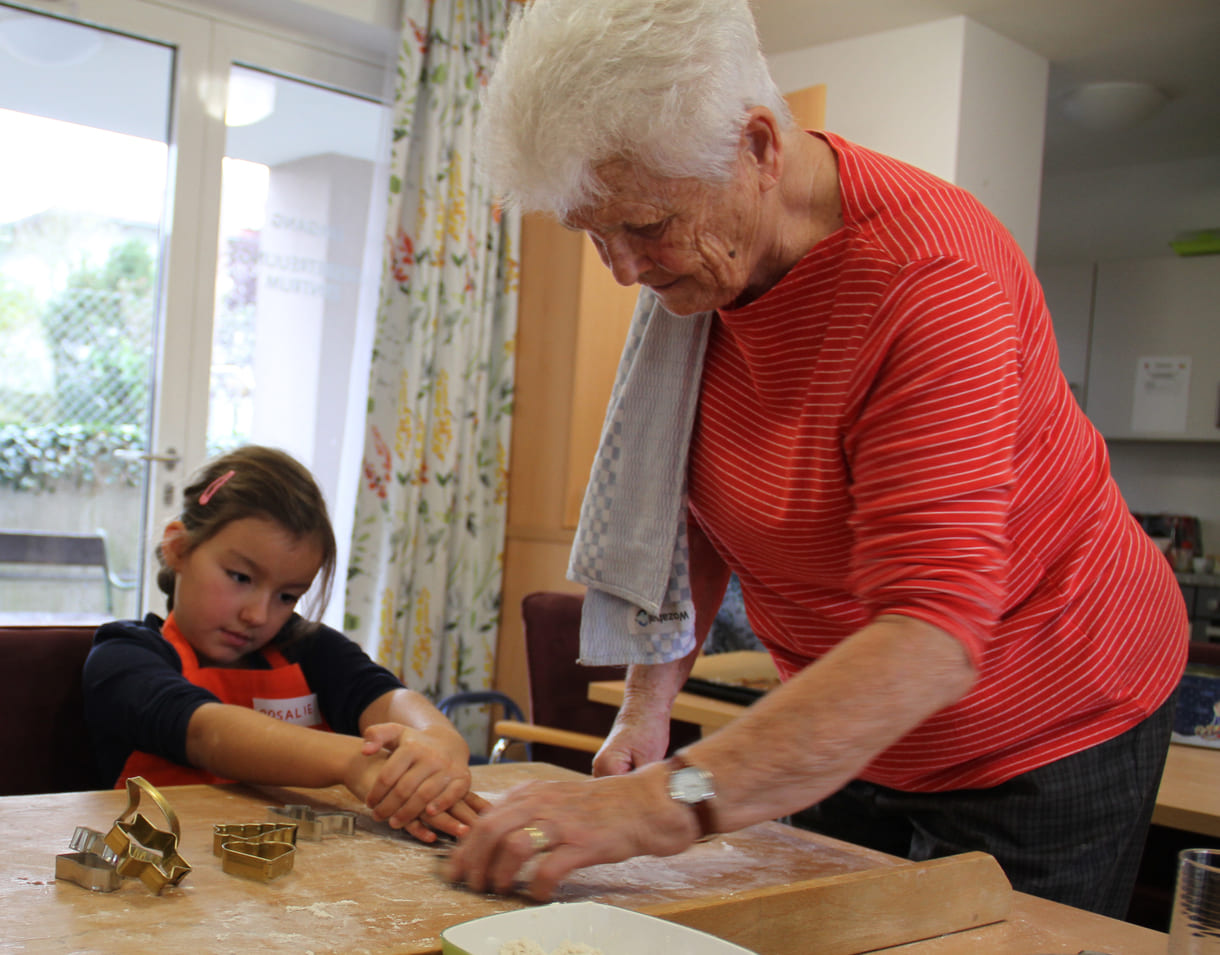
[520,590,701,773]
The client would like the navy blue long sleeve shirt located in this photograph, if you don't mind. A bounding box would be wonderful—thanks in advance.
[83,613,404,787]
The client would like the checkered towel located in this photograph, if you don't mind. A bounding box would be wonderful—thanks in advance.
[566,290,712,664]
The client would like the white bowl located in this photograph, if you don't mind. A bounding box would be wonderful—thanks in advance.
[440,901,756,955]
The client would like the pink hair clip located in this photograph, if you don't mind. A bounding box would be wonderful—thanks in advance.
[199,469,235,505]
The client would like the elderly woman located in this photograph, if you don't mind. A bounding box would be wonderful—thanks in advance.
[446,0,1188,917]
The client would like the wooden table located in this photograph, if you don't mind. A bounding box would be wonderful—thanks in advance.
[1,764,1166,954]
[591,679,1220,840]
[590,680,743,733]
[1153,743,1220,838]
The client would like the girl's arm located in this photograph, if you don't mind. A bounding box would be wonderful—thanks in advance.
[183,699,485,842]
[359,687,469,752]
[185,701,376,788]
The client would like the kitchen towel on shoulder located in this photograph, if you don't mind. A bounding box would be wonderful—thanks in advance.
[566,288,712,665]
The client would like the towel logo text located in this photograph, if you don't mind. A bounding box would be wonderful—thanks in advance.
[628,601,694,637]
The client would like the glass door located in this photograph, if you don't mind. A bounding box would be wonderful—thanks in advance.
[0,4,178,620]
[0,0,390,624]
[206,58,388,624]
[198,25,389,629]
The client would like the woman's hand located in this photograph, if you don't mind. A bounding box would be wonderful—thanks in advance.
[444,764,698,901]
[592,652,697,776]
[348,722,490,841]
[591,708,670,776]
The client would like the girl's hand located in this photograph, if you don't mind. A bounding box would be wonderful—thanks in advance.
[414,791,493,841]
[351,722,484,839]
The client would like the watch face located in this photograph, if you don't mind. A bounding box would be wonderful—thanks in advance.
[669,766,714,803]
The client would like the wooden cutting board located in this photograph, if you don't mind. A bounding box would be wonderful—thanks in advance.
[1,764,1009,954]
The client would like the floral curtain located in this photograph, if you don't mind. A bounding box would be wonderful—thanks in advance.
[345,0,520,743]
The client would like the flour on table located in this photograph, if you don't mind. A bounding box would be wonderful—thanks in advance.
[499,940,604,955]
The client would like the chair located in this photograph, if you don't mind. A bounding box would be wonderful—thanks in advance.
[492,590,702,774]
[0,624,100,795]
[437,689,531,763]
[0,529,136,615]
[438,686,605,765]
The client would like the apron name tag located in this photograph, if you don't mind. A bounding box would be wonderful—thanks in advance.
[253,693,322,727]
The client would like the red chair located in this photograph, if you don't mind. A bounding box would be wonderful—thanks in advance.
[0,625,100,795]
[492,591,701,774]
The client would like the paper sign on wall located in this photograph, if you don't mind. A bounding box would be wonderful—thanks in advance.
[1132,356,1191,433]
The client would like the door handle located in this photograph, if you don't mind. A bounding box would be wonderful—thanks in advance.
[114,448,181,471]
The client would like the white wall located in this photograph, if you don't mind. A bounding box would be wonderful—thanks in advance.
[1037,155,1220,264]
[955,19,1047,263]
[186,0,399,58]
[1109,442,1220,560]
[1037,156,1220,557]
[767,16,1048,263]
[768,19,965,183]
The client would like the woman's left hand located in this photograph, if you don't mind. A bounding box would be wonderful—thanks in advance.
[444,764,698,900]
[357,722,490,839]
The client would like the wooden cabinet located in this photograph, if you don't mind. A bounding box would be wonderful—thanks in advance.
[493,217,613,711]
[1085,255,1220,441]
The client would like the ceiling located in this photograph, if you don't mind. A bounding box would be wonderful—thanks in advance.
[752,0,1220,176]
[2,0,1217,185]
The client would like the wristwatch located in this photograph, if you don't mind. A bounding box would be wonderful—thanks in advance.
[666,753,717,838]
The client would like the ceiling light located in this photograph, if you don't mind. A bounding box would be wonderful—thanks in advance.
[0,14,102,68]
[225,70,277,128]
[1059,81,1168,132]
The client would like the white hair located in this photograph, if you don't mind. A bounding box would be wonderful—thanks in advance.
[476,0,794,218]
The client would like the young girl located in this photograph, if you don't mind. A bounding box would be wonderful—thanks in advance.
[83,445,487,842]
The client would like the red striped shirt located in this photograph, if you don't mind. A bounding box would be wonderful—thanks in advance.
[687,132,1188,791]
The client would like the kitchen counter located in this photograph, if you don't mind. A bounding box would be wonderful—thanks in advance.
[1176,571,1220,588]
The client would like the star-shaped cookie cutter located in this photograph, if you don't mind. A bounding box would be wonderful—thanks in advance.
[212,821,299,882]
[266,804,357,841]
[102,776,192,893]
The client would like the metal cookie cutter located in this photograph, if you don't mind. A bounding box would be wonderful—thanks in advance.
[55,826,122,892]
[103,776,192,893]
[213,821,299,882]
[266,804,357,841]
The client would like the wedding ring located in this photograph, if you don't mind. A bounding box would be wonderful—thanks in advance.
[523,825,550,853]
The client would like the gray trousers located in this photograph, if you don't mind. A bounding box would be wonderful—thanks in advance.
[791,693,1177,919]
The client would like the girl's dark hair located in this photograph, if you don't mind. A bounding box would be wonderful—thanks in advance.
[156,445,337,623]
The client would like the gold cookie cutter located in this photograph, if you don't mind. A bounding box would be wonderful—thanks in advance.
[266,804,357,841]
[102,776,192,893]
[55,778,190,894]
[212,821,299,882]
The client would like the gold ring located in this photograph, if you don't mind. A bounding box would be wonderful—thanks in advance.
[523,825,550,853]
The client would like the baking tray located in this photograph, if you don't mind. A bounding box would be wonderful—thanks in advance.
[681,677,766,706]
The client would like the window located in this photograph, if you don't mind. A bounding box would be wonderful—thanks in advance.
[0,0,391,625]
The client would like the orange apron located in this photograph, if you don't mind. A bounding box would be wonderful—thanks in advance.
[117,613,330,788]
